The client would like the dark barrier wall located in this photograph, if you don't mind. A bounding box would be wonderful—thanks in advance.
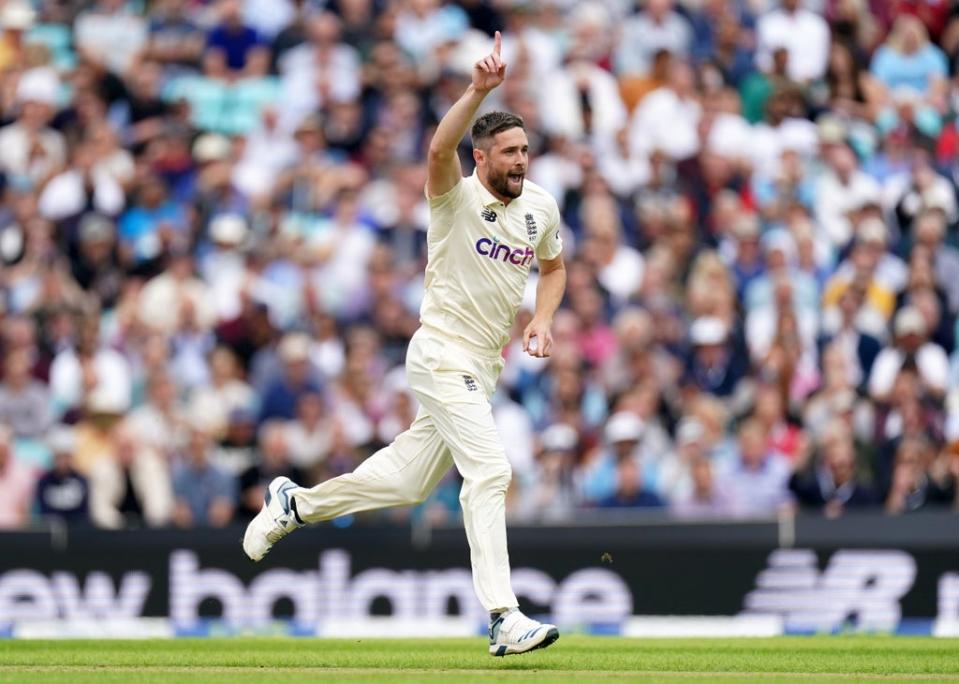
[1,513,958,632]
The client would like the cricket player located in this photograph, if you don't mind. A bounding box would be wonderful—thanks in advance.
[243,31,566,656]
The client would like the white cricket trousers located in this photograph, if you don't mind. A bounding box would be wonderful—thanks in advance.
[293,326,519,612]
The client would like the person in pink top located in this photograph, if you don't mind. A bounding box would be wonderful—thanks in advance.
[0,425,36,528]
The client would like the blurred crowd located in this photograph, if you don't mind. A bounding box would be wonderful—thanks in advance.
[2,0,959,532]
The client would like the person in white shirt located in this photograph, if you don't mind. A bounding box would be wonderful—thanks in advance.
[629,59,701,161]
[814,143,882,247]
[615,0,692,78]
[243,31,565,656]
[0,68,66,186]
[278,12,361,130]
[74,0,148,76]
[49,316,131,419]
[755,0,830,83]
[869,306,949,402]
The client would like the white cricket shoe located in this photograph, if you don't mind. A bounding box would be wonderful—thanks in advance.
[242,476,305,561]
[488,609,559,656]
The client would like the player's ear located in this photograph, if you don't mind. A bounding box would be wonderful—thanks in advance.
[472,147,485,167]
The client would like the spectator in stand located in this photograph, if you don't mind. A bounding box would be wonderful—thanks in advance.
[755,0,830,84]
[789,421,880,516]
[237,421,305,520]
[885,436,953,513]
[717,417,792,517]
[512,423,578,523]
[683,316,749,398]
[598,452,664,509]
[0,67,66,186]
[871,16,949,121]
[205,0,269,79]
[172,423,235,528]
[670,455,736,519]
[259,332,323,423]
[615,0,692,79]
[0,425,35,528]
[869,306,949,402]
[579,411,649,505]
[34,427,89,525]
[88,421,172,529]
[0,347,51,439]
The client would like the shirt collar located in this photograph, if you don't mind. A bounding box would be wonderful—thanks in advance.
[472,169,506,208]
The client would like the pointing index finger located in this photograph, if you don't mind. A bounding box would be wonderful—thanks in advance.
[493,30,501,58]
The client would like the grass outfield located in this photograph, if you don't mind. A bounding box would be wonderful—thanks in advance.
[1,636,958,683]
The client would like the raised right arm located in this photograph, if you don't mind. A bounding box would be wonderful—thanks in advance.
[426,31,506,199]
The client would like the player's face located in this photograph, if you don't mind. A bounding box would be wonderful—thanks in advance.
[479,127,529,200]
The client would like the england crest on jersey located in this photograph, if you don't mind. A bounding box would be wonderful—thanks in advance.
[525,213,537,241]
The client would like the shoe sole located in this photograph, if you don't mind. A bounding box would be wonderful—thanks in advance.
[490,627,559,656]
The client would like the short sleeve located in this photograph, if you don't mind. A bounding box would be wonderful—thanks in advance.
[535,198,563,261]
[426,176,466,209]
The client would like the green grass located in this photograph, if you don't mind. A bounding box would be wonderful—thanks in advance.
[1,636,958,683]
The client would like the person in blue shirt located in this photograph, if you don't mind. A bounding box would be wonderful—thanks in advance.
[871,16,948,99]
[35,428,89,525]
[172,425,236,527]
[598,453,664,509]
[205,0,268,78]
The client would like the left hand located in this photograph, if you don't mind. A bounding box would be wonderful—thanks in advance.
[523,316,553,358]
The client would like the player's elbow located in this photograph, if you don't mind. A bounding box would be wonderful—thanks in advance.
[427,144,455,163]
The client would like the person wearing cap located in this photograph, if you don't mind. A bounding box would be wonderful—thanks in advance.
[34,427,90,525]
[200,213,251,322]
[658,416,708,502]
[868,305,949,401]
[578,411,651,505]
[71,213,123,309]
[0,1,35,71]
[512,423,578,522]
[0,65,66,187]
[682,315,749,398]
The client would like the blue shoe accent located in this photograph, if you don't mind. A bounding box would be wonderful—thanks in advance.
[496,645,507,656]
[488,614,505,644]
[277,482,296,513]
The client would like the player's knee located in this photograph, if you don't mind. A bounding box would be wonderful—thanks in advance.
[468,460,512,494]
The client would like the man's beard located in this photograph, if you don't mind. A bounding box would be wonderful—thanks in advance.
[488,167,524,199]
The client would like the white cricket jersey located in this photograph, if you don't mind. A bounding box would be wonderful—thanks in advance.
[421,170,563,354]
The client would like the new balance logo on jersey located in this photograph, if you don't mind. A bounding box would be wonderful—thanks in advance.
[481,208,497,222]
[462,375,478,392]
[475,236,534,267]
[525,213,537,241]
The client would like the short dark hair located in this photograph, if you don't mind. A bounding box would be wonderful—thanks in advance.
[471,111,524,149]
